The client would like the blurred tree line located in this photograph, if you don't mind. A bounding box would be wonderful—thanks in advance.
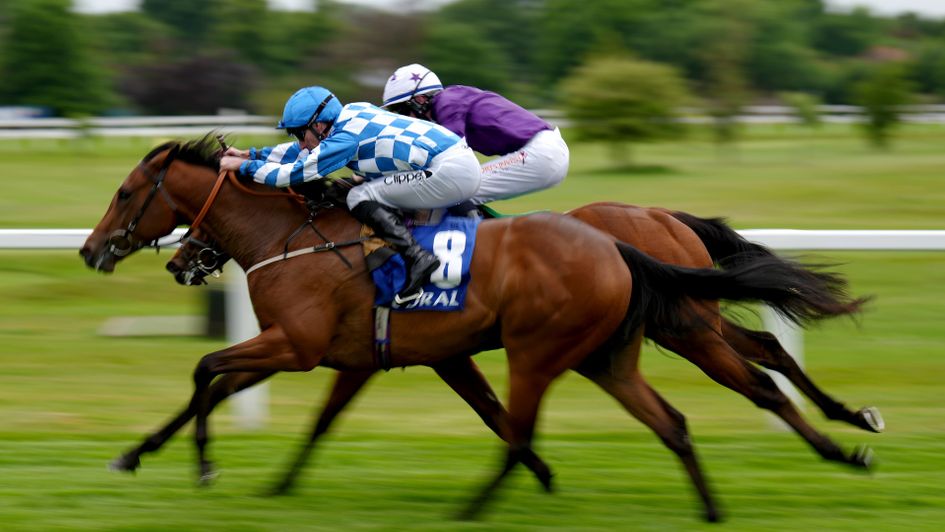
[0,0,943,122]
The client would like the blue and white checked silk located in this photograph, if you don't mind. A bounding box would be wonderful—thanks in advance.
[248,141,309,164]
[240,103,460,187]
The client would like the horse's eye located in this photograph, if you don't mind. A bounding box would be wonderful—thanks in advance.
[117,189,132,201]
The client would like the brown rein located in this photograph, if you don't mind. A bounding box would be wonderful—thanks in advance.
[183,168,364,276]
[188,170,306,236]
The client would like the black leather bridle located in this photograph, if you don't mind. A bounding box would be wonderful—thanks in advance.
[106,145,181,257]
[177,234,230,285]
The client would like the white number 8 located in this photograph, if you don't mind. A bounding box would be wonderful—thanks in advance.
[430,230,467,289]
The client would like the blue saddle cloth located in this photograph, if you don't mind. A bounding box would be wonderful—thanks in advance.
[370,215,480,311]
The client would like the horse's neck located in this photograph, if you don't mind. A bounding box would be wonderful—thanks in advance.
[171,170,358,272]
[221,202,357,272]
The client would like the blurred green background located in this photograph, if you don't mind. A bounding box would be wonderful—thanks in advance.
[2,0,945,530]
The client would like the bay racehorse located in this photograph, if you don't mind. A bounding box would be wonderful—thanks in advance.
[167,203,882,440]
[81,138,865,521]
[159,203,881,498]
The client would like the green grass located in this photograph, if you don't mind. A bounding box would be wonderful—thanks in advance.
[1,125,944,530]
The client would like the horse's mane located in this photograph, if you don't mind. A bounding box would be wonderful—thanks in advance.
[142,133,223,171]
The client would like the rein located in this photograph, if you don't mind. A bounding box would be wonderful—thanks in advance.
[177,165,364,277]
[185,170,307,239]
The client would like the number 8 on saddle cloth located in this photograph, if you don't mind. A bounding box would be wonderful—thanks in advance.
[368,214,480,311]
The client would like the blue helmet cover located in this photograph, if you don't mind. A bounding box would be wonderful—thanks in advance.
[277,86,342,129]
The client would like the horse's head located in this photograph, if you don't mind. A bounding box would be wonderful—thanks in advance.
[166,229,230,286]
[80,143,187,272]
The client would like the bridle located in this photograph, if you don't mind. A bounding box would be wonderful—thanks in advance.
[177,233,230,285]
[109,141,365,278]
[106,145,181,257]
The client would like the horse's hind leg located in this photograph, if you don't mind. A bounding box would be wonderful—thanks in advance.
[458,370,554,521]
[269,369,377,496]
[577,335,720,523]
[109,370,274,473]
[722,321,884,433]
[433,356,553,491]
[662,332,874,470]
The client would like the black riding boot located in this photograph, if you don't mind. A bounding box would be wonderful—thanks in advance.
[351,201,441,302]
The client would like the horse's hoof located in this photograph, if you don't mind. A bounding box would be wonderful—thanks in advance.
[455,496,488,521]
[850,445,875,470]
[266,482,293,497]
[539,473,554,493]
[107,453,140,473]
[455,506,482,522]
[704,507,722,523]
[198,463,219,486]
[858,407,885,433]
[705,508,722,523]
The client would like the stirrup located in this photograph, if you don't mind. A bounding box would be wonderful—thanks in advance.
[394,288,424,306]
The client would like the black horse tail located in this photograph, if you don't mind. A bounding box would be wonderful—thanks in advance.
[616,241,868,338]
[669,211,774,268]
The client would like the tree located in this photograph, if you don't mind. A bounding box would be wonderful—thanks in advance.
[84,12,174,70]
[853,65,913,148]
[211,0,270,66]
[536,0,657,85]
[0,0,111,116]
[691,0,754,147]
[814,7,879,57]
[560,55,690,166]
[436,0,538,81]
[261,5,338,76]
[140,0,221,46]
[781,92,822,128]
[120,51,257,115]
[912,41,945,98]
[421,22,511,95]
[746,3,826,93]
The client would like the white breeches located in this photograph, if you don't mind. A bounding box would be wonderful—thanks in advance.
[347,141,482,211]
[471,128,569,204]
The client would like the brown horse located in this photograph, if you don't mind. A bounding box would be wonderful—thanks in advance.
[81,138,864,521]
[157,204,879,499]
[167,203,881,434]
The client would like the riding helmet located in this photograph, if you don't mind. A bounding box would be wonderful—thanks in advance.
[277,86,343,129]
[382,64,443,108]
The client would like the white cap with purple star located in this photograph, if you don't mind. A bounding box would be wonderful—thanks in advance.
[382,63,444,108]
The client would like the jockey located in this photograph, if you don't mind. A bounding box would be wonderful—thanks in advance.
[382,63,569,215]
[219,86,481,302]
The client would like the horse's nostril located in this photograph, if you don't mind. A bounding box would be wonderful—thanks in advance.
[79,247,95,267]
[166,261,181,274]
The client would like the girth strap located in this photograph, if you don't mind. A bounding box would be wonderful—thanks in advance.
[374,306,392,371]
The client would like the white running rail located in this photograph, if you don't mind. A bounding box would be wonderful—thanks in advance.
[4,228,945,427]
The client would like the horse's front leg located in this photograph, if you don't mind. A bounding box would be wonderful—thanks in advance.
[270,369,377,495]
[110,370,275,473]
[193,324,320,485]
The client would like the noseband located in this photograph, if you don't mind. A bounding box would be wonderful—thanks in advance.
[107,145,181,257]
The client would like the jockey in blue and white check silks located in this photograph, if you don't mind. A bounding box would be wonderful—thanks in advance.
[238,102,481,212]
